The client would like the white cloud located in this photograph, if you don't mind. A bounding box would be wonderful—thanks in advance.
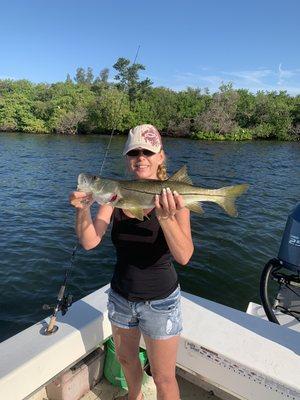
[225,69,273,84]
[159,66,300,95]
[277,63,297,85]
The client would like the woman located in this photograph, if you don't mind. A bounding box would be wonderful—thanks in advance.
[70,124,194,400]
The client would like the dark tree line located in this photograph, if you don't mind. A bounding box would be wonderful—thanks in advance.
[0,58,299,140]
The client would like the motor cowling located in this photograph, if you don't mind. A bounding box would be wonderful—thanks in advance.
[278,203,300,272]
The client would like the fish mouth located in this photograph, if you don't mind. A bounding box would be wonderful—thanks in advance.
[77,173,93,191]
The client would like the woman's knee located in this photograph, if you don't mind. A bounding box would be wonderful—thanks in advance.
[151,370,176,388]
[116,352,141,368]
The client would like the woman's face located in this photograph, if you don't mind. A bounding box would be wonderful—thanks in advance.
[126,148,164,180]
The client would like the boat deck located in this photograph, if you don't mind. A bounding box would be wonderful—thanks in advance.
[81,374,219,400]
[29,372,221,400]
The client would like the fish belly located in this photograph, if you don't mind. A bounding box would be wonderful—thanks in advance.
[117,188,154,209]
[181,194,207,206]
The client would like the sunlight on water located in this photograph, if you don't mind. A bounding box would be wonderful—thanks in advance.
[0,132,299,342]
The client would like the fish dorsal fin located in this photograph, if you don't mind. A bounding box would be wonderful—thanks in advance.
[168,166,193,185]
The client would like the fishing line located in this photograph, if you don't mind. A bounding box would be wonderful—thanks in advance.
[99,44,141,176]
[43,47,141,334]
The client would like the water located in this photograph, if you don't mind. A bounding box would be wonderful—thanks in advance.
[0,132,299,342]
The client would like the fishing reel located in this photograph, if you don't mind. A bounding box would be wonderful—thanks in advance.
[260,203,300,324]
[43,293,73,316]
[41,288,73,335]
[41,245,79,335]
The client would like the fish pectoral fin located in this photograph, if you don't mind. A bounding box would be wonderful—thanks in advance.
[168,165,193,185]
[117,199,145,221]
[186,202,204,214]
[126,207,145,221]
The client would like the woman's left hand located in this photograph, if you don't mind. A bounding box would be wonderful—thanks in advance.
[155,187,185,221]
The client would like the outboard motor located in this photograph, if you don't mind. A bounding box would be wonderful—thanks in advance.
[260,203,300,324]
[278,203,300,272]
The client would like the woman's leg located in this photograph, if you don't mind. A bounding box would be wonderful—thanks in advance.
[143,334,180,400]
[112,324,144,400]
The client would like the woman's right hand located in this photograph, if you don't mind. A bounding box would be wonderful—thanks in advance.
[69,191,95,209]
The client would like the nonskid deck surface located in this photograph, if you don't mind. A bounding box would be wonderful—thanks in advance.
[28,373,221,400]
[81,374,220,400]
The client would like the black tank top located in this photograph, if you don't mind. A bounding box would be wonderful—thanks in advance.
[110,208,178,301]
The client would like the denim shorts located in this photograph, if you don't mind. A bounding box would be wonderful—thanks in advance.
[107,286,183,340]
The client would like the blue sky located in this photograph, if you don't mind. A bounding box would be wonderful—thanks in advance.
[1,0,300,94]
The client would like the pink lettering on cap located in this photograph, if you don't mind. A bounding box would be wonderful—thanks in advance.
[141,127,161,148]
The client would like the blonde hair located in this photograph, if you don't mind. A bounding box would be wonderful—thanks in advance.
[156,163,167,180]
[157,150,168,180]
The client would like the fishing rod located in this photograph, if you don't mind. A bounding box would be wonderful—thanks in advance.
[42,47,141,335]
[99,44,140,175]
[42,244,78,335]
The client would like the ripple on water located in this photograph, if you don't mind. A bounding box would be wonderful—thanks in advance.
[1,134,300,341]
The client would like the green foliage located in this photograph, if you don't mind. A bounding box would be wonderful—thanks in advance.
[86,67,94,84]
[226,127,253,141]
[74,67,86,84]
[55,107,87,135]
[93,68,109,86]
[290,96,300,140]
[147,87,178,130]
[176,88,208,119]
[129,100,156,127]
[0,59,299,140]
[251,123,274,139]
[0,89,48,133]
[113,57,153,104]
[252,91,293,139]
[235,89,256,128]
[194,83,239,135]
[88,87,130,132]
[192,127,252,141]
[65,74,72,83]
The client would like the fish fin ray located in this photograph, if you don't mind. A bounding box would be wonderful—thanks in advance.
[214,184,249,217]
[117,198,146,221]
[124,207,145,221]
[168,165,193,185]
[186,202,204,214]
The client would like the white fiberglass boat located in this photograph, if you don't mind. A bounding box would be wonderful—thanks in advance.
[0,283,299,400]
[1,205,300,400]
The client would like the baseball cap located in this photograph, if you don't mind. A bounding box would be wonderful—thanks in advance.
[123,124,162,155]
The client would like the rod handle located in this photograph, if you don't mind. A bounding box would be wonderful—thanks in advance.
[47,316,57,333]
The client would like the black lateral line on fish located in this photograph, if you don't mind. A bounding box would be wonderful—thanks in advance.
[120,186,159,195]
[120,186,233,197]
[181,193,237,197]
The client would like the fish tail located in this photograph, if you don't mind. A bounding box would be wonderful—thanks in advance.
[214,184,249,217]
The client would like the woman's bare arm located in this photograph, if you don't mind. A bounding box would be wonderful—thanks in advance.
[70,191,114,250]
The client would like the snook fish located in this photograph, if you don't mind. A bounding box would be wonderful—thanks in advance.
[77,166,248,220]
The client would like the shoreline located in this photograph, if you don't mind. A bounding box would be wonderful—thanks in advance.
[1,130,299,142]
